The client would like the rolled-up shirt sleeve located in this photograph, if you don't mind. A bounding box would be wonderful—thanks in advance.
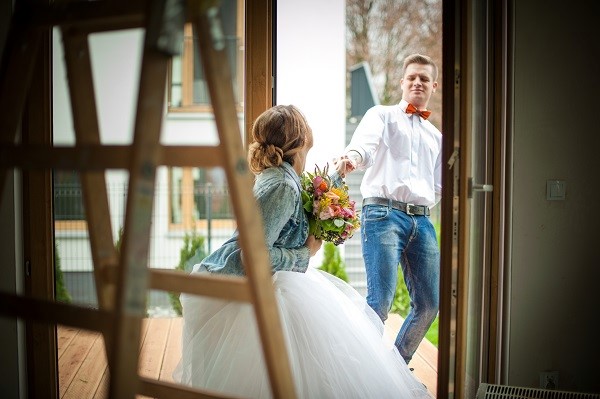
[345,106,385,170]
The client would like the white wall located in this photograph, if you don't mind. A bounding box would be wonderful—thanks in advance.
[53,28,144,146]
[276,0,346,170]
[276,0,347,269]
[509,0,600,392]
[51,2,347,273]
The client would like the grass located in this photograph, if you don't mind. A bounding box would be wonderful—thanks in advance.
[426,316,439,346]
[427,221,440,346]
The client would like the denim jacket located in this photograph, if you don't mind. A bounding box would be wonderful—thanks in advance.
[197,162,311,276]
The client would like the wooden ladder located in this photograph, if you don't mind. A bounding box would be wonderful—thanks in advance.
[0,1,295,398]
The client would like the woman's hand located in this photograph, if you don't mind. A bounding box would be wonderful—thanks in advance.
[305,235,322,257]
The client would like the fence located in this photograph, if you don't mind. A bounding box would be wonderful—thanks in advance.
[54,176,237,316]
[53,170,441,317]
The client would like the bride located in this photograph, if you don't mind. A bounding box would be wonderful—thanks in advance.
[174,105,432,398]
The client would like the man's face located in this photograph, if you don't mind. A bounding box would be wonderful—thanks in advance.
[400,63,438,109]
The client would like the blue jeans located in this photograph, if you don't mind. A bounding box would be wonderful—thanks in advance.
[361,203,440,364]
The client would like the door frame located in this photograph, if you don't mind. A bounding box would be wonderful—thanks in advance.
[438,0,513,397]
[21,0,517,397]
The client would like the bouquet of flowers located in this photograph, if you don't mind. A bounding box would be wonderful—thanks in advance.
[300,164,360,245]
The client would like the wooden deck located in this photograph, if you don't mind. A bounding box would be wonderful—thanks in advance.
[58,314,438,398]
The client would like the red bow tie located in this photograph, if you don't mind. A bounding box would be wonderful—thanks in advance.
[405,103,431,120]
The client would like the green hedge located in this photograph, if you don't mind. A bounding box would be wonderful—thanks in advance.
[318,242,349,282]
[169,232,207,316]
[54,241,72,303]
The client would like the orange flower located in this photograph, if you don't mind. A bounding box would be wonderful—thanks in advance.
[301,163,361,245]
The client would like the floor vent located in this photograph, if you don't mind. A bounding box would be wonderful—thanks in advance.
[476,383,600,399]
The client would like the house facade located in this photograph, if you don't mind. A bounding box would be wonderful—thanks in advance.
[52,0,350,309]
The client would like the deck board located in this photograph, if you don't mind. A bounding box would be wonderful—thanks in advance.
[384,314,438,397]
[139,318,171,380]
[58,315,438,398]
[62,333,107,399]
[57,325,78,359]
[58,329,99,398]
[158,317,183,383]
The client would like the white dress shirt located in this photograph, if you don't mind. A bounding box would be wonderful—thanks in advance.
[345,99,442,208]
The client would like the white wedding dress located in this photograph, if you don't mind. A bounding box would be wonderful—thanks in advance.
[174,267,432,399]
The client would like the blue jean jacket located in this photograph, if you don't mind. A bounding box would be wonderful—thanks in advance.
[197,162,312,276]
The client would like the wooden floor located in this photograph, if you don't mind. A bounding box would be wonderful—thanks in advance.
[58,314,438,398]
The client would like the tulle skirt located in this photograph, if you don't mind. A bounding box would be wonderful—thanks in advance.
[174,267,432,399]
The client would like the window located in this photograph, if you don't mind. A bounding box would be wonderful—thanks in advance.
[168,0,244,112]
[169,167,235,230]
[167,0,243,231]
[53,170,87,230]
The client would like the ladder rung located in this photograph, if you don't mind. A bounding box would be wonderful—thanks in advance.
[139,376,243,399]
[0,292,111,334]
[28,0,146,33]
[76,265,252,303]
[0,144,225,169]
[150,269,251,303]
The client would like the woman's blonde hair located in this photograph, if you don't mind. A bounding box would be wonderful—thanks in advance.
[248,105,311,174]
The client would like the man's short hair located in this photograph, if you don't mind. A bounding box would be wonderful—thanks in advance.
[403,53,438,81]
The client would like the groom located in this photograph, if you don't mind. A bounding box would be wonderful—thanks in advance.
[335,53,441,364]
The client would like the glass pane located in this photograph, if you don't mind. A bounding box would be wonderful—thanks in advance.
[464,0,494,396]
[170,54,183,107]
[191,0,240,105]
[192,40,210,105]
[53,170,85,221]
[190,167,235,255]
[193,167,233,220]
[170,168,184,224]
[88,29,144,145]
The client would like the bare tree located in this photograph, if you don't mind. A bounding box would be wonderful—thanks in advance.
[347,0,442,126]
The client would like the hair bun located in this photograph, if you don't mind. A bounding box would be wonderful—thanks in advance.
[262,143,284,167]
[248,141,284,172]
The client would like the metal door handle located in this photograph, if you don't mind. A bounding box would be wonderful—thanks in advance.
[468,177,493,198]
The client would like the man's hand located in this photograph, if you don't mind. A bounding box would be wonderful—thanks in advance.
[333,152,359,177]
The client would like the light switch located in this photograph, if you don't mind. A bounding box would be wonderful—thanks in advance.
[546,180,566,201]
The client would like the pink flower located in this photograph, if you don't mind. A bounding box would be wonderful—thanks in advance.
[323,191,340,202]
[319,206,335,220]
[301,163,361,245]
[341,207,355,218]
[313,176,328,195]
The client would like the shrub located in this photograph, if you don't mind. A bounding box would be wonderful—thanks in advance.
[115,226,124,252]
[318,242,349,282]
[169,232,207,316]
[54,241,72,303]
[390,271,410,316]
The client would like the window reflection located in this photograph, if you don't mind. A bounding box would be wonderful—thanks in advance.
[168,0,243,110]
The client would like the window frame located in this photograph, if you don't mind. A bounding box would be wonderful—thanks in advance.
[167,0,245,113]
[53,170,88,231]
[167,166,237,232]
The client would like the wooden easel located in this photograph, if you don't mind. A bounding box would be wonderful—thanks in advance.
[0,1,296,398]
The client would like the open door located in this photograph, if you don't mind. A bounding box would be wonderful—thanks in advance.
[438,0,511,398]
